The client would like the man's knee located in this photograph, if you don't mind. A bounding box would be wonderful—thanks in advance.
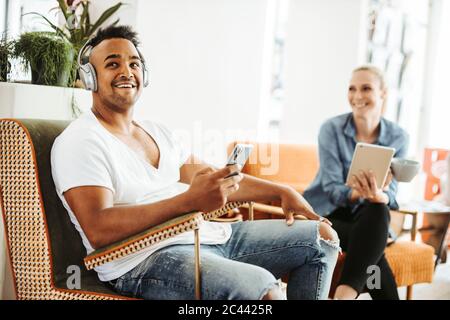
[319,222,339,243]
[218,265,278,299]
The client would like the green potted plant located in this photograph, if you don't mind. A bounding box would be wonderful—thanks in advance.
[14,32,75,87]
[0,34,13,82]
[27,0,124,87]
[30,0,123,52]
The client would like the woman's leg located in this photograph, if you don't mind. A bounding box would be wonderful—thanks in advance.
[333,203,398,299]
[224,219,340,300]
[367,255,399,300]
[327,207,357,299]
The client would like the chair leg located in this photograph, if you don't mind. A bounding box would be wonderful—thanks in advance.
[249,201,254,221]
[194,228,201,300]
[406,285,413,300]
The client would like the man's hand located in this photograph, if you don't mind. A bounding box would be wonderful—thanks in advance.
[351,170,389,204]
[280,187,332,226]
[185,164,243,213]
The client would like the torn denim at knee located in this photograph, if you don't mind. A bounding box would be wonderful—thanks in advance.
[316,221,342,254]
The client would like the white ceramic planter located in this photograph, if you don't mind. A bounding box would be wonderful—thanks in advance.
[0,82,91,119]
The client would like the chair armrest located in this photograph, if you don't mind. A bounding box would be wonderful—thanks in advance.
[209,206,243,222]
[242,202,307,220]
[201,201,246,221]
[84,201,246,270]
[84,211,204,270]
[395,209,418,216]
[209,216,243,223]
[392,209,419,241]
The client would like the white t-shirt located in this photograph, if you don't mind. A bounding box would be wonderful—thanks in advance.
[51,109,232,281]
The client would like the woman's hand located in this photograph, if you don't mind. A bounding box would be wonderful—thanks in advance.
[280,187,332,226]
[351,170,389,204]
[383,169,393,191]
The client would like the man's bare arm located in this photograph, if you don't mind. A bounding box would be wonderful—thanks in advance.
[180,155,306,203]
[227,173,289,203]
[229,173,326,224]
[179,156,323,223]
[64,164,241,249]
[64,186,194,249]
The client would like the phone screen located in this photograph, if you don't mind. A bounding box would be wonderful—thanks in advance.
[226,144,253,177]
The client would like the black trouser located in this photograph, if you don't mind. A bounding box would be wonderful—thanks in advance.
[328,203,399,300]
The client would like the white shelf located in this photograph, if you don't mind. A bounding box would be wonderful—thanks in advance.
[0,82,91,119]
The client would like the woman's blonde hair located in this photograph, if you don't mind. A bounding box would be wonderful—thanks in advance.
[352,65,386,90]
[352,65,388,114]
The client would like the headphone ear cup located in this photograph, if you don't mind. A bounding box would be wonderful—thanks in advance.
[90,64,98,91]
[79,63,97,91]
[143,64,149,87]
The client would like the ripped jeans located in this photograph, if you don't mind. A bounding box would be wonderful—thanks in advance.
[111,219,340,300]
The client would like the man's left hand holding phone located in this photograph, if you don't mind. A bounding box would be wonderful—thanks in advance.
[185,144,252,213]
[225,144,254,177]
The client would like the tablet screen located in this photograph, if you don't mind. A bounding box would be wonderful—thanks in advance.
[346,143,395,189]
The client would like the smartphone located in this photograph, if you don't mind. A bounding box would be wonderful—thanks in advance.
[225,143,254,178]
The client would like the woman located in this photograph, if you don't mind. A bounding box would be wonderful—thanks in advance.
[303,65,409,300]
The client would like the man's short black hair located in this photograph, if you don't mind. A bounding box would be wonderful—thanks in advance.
[89,25,140,48]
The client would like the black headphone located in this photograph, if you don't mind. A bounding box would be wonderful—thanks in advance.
[77,39,149,91]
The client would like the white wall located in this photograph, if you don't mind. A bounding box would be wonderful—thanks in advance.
[0,0,5,34]
[91,0,370,159]
[424,0,450,150]
[280,0,368,144]
[89,0,138,28]
[133,0,269,165]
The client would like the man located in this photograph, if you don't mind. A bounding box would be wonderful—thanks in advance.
[51,25,339,300]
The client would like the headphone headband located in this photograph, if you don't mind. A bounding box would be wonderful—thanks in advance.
[77,39,92,67]
[77,38,149,91]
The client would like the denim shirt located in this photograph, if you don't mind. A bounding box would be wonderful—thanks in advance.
[303,113,409,217]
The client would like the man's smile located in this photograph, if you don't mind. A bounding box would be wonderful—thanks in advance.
[113,81,137,89]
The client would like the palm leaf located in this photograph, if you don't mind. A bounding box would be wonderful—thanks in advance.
[56,0,69,21]
[71,28,84,47]
[49,6,61,14]
[110,18,120,27]
[23,12,69,41]
[85,1,91,30]
[87,2,123,37]
[79,2,89,36]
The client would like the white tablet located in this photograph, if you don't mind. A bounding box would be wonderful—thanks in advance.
[346,143,395,189]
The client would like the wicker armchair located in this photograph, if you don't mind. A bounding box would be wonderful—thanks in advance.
[0,119,245,300]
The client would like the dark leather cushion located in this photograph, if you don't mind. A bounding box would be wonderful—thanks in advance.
[20,119,117,295]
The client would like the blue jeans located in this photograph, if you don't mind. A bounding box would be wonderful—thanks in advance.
[111,219,340,300]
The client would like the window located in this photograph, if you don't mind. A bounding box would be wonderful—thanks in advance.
[257,0,290,142]
[367,0,429,157]
[426,0,450,149]
[1,0,6,35]
[3,0,58,82]
[4,0,58,37]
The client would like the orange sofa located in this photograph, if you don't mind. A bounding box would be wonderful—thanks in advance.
[227,141,319,193]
